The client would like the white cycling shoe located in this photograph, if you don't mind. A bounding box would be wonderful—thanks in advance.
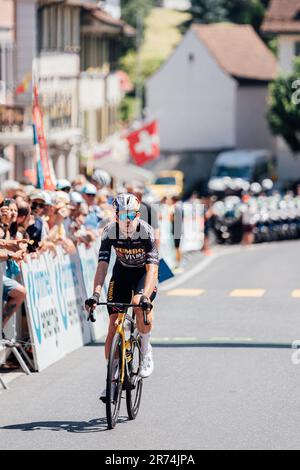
[140,346,154,378]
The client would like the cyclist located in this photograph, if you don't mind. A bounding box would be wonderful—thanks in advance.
[85,193,159,401]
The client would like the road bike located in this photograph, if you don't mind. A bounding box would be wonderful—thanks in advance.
[87,301,151,429]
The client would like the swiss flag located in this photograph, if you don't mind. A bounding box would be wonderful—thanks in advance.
[126,121,160,166]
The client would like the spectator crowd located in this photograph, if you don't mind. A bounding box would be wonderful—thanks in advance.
[0,170,118,349]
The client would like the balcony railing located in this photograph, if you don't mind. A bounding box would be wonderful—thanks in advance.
[0,42,15,94]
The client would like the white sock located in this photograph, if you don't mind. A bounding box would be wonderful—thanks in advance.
[139,332,151,355]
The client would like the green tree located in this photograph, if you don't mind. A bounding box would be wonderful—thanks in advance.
[188,0,227,23]
[267,59,300,153]
[119,0,161,122]
[120,0,154,51]
[182,0,270,33]
[227,0,269,31]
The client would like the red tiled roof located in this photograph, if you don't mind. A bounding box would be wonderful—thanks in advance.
[262,0,300,33]
[192,23,277,81]
[92,9,135,36]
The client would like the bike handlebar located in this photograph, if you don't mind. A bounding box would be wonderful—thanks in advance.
[87,301,152,325]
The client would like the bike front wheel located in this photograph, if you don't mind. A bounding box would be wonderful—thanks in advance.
[126,335,143,420]
[106,332,123,429]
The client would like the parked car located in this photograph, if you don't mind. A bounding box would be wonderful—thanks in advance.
[208,150,276,196]
[149,170,184,199]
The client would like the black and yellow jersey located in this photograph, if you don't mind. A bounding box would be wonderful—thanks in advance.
[98,220,159,269]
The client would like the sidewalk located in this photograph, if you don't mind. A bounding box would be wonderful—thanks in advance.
[0,370,24,393]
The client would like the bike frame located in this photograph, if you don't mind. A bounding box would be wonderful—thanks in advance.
[115,310,134,384]
[97,302,138,384]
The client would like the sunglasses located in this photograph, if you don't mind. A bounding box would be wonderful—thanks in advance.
[31,202,45,209]
[118,211,138,222]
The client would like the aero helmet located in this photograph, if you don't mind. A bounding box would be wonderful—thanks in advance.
[112,193,140,213]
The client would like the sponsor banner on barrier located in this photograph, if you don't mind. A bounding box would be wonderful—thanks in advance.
[49,247,91,352]
[21,247,91,371]
[22,254,63,370]
[77,243,113,341]
[181,203,204,252]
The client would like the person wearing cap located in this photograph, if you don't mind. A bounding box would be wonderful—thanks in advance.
[37,191,55,240]
[48,192,71,239]
[27,192,47,251]
[15,200,32,240]
[81,183,103,231]
[65,192,95,246]
[1,180,20,198]
[91,169,111,190]
[56,179,71,193]
[64,191,83,238]
[40,193,76,255]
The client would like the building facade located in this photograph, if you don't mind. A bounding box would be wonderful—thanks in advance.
[146,24,277,190]
[0,0,133,182]
[0,0,17,181]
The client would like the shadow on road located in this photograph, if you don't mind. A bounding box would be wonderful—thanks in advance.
[1,416,128,433]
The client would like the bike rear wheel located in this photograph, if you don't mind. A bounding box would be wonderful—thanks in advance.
[126,335,143,420]
[106,332,123,429]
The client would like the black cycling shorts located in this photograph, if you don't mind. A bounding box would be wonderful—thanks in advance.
[107,263,157,315]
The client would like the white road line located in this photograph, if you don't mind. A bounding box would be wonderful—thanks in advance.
[234,338,253,341]
[210,337,231,341]
[150,337,294,348]
[173,337,198,341]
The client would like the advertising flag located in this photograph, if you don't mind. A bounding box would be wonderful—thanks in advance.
[32,84,55,190]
